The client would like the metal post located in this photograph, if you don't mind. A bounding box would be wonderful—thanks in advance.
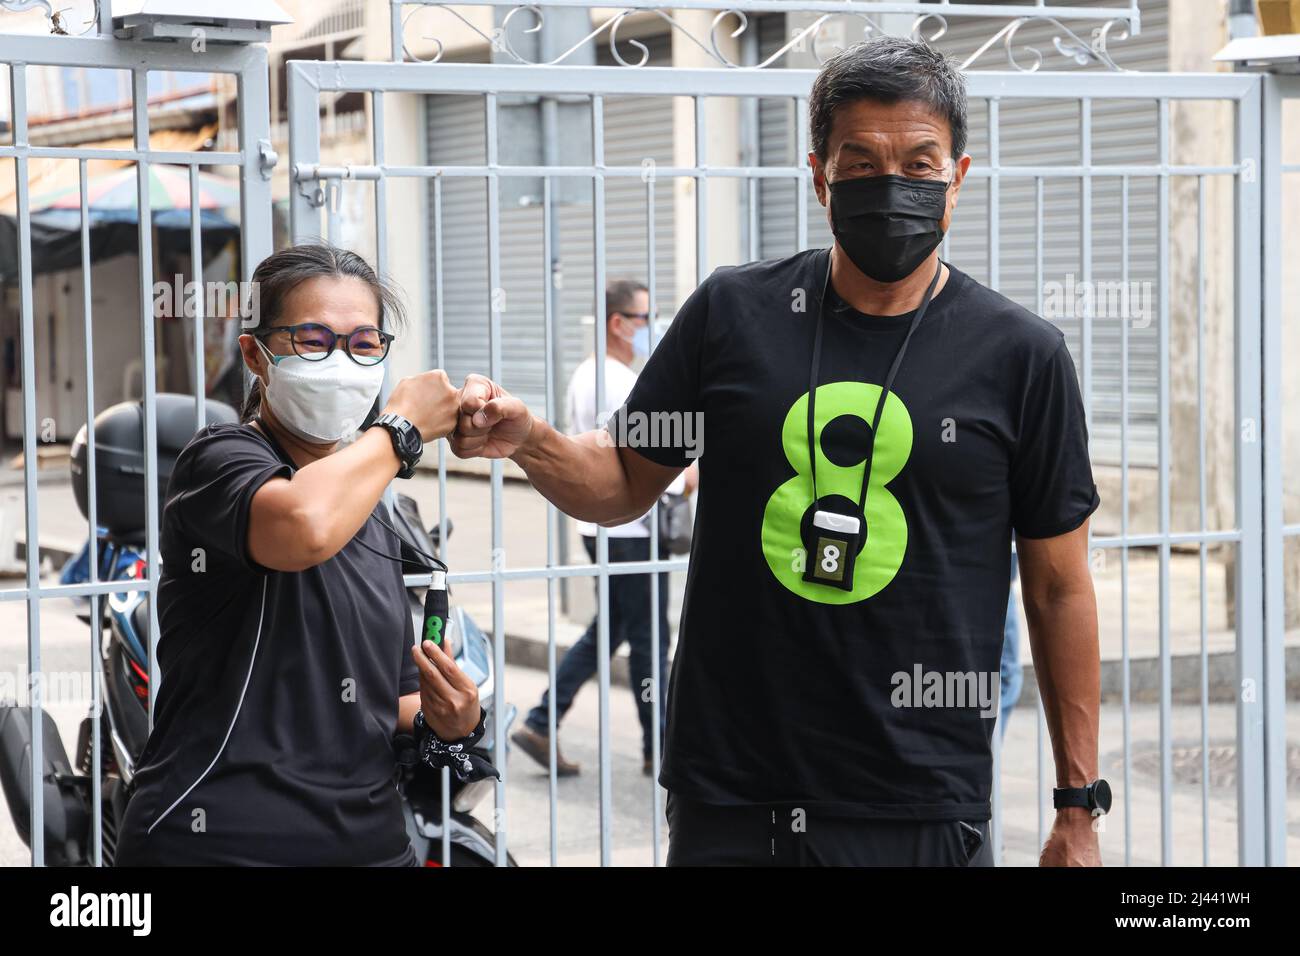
[79,159,104,866]
[132,69,163,733]
[11,60,45,867]
[1233,77,1266,867]
[591,92,613,867]
[484,92,509,867]
[1259,75,1288,868]
[238,45,274,283]
[287,62,323,245]
[1156,97,1173,865]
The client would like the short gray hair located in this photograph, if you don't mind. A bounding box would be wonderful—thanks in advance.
[809,36,968,161]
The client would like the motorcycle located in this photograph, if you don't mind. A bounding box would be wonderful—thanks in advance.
[0,394,515,866]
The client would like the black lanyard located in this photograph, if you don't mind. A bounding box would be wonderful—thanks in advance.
[807,252,943,515]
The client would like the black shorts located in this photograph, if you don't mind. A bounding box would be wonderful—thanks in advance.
[665,791,995,867]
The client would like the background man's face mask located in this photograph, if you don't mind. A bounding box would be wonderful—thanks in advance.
[256,338,385,443]
[630,322,651,358]
[828,173,951,283]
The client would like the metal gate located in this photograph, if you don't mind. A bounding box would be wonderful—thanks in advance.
[286,57,1277,868]
[1,0,1290,867]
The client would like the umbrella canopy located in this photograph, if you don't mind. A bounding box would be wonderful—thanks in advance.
[28,164,241,213]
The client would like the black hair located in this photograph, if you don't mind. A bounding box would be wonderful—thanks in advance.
[809,36,968,162]
[239,243,407,423]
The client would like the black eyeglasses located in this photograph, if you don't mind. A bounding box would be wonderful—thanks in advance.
[615,311,655,322]
[254,322,395,366]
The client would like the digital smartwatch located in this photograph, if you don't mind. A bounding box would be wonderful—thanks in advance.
[366,412,422,479]
[1053,778,1112,816]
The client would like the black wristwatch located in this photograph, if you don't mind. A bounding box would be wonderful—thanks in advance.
[1053,778,1112,816]
[366,412,422,479]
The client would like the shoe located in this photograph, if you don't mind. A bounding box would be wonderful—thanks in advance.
[511,727,580,776]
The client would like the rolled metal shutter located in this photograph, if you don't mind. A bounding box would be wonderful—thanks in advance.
[424,34,676,421]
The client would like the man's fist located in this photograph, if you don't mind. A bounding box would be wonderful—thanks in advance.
[449,373,536,459]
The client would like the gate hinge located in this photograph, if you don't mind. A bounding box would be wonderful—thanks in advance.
[258,140,278,181]
[1241,158,1256,183]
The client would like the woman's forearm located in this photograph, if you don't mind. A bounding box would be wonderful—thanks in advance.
[248,427,400,571]
[396,692,420,735]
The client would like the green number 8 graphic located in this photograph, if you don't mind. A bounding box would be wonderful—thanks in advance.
[425,615,444,645]
[760,381,912,605]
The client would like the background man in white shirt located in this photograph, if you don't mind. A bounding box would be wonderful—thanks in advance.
[512,280,697,777]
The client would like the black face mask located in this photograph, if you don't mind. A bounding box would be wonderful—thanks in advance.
[828,174,950,283]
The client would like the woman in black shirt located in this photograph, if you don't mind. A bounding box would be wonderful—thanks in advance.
[115,244,480,866]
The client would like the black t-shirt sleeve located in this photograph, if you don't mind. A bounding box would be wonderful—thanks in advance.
[170,425,294,574]
[1010,339,1101,539]
[606,276,711,468]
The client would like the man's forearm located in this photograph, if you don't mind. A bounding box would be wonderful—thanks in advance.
[1023,585,1100,788]
[509,416,649,525]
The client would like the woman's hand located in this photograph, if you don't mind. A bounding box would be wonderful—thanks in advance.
[410,639,482,740]
[383,369,461,442]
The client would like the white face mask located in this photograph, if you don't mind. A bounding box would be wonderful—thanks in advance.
[256,340,385,443]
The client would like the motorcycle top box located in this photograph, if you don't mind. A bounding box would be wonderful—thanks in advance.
[70,394,238,538]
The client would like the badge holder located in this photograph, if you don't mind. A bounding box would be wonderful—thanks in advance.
[802,510,861,591]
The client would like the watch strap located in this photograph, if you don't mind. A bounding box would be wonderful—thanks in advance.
[1053,786,1091,810]
[369,412,420,478]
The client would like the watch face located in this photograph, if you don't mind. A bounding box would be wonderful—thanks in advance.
[1090,779,1112,813]
[398,422,422,457]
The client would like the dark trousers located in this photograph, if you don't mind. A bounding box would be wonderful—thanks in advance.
[665,792,995,867]
[526,535,671,759]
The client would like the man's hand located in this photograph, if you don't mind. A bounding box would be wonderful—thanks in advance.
[449,373,536,459]
[1039,808,1102,866]
[411,639,481,740]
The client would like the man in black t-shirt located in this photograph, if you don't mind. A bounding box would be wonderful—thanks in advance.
[452,37,1106,866]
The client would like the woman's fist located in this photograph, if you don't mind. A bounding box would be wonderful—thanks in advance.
[383,369,459,442]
